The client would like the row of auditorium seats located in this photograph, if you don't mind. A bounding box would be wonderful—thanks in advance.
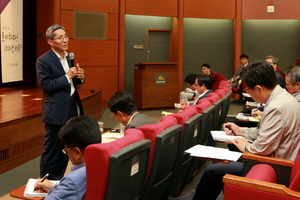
[84,73,232,200]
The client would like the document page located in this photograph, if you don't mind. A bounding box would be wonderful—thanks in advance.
[185,145,242,162]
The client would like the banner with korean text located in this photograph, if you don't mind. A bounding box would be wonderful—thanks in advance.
[1,0,23,83]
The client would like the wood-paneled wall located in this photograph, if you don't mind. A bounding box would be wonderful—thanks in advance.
[184,0,236,19]
[126,0,178,17]
[35,0,300,102]
[243,0,300,19]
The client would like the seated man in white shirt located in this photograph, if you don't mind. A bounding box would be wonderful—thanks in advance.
[180,74,213,109]
[180,73,198,101]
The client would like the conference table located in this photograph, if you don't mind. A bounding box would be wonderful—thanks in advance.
[0,128,123,200]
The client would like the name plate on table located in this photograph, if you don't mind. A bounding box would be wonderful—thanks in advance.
[155,73,166,85]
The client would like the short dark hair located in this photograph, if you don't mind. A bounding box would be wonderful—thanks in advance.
[184,73,198,85]
[59,115,101,150]
[202,63,211,69]
[107,91,138,115]
[196,74,213,90]
[240,60,277,90]
[240,53,249,60]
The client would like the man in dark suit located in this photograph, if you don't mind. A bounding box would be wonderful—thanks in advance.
[180,74,214,108]
[36,24,84,180]
[107,91,156,130]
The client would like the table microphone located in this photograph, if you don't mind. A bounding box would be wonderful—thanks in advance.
[69,52,75,67]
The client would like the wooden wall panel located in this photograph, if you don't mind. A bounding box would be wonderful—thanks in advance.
[184,0,235,19]
[242,0,300,19]
[80,66,118,101]
[68,40,118,67]
[61,0,118,14]
[126,0,178,17]
[61,9,74,38]
[61,12,118,40]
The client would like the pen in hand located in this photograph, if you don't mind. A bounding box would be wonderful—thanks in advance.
[255,103,262,111]
[225,125,237,136]
[33,173,49,192]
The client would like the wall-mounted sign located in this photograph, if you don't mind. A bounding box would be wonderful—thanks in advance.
[155,73,166,85]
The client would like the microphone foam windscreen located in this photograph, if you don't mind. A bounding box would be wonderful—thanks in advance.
[69,52,75,60]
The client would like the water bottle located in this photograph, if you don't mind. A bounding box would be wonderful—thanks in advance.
[120,123,125,134]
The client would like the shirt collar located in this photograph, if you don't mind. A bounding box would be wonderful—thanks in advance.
[70,162,85,171]
[127,112,138,126]
[52,49,68,60]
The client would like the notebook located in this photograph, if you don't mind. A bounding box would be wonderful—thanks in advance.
[24,178,59,197]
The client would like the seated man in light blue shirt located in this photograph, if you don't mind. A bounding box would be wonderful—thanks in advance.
[34,115,101,200]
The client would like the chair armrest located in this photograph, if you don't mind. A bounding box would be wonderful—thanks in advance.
[223,174,300,198]
[242,152,294,167]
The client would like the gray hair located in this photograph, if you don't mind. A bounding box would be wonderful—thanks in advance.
[46,24,66,40]
[264,55,279,65]
[288,66,300,85]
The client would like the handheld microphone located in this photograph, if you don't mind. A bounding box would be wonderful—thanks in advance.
[69,52,75,67]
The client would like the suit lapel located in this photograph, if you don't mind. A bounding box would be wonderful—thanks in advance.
[49,50,65,75]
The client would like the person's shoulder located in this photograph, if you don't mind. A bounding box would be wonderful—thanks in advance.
[37,50,54,61]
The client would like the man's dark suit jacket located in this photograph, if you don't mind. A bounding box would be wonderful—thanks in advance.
[36,50,84,125]
[195,90,214,104]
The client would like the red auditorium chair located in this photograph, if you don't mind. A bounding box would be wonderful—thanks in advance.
[85,129,150,200]
[211,72,226,92]
[223,153,300,200]
[167,111,203,197]
[206,92,221,104]
[137,117,182,200]
[194,98,213,113]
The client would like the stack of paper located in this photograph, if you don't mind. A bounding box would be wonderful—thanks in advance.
[185,145,242,162]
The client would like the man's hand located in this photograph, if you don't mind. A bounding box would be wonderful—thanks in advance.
[75,63,84,79]
[67,67,77,79]
[223,122,244,136]
[232,137,250,152]
[34,179,54,193]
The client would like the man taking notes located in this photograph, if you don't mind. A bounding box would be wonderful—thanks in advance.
[34,116,101,200]
[192,60,300,200]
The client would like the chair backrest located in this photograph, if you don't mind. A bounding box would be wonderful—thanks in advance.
[198,104,215,145]
[105,139,151,200]
[168,113,203,197]
[211,72,226,91]
[289,154,300,191]
[138,116,178,174]
[212,98,225,131]
[85,129,146,200]
[221,90,232,124]
[194,98,212,113]
[207,92,221,104]
[139,123,182,200]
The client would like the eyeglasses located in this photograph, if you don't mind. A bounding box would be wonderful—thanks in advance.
[112,113,117,119]
[62,147,72,155]
[53,35,69,42]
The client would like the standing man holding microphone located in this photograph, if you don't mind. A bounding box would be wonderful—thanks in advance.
[36,24,84,180]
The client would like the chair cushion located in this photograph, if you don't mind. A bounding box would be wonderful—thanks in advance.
[246,164,277,183]
[289,155,300,191]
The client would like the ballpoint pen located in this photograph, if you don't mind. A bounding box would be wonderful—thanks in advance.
[225,125,237,136]
[255,103,262,111]
[33,173,49,191]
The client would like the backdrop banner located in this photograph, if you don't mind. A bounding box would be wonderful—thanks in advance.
[1,0,23,83]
